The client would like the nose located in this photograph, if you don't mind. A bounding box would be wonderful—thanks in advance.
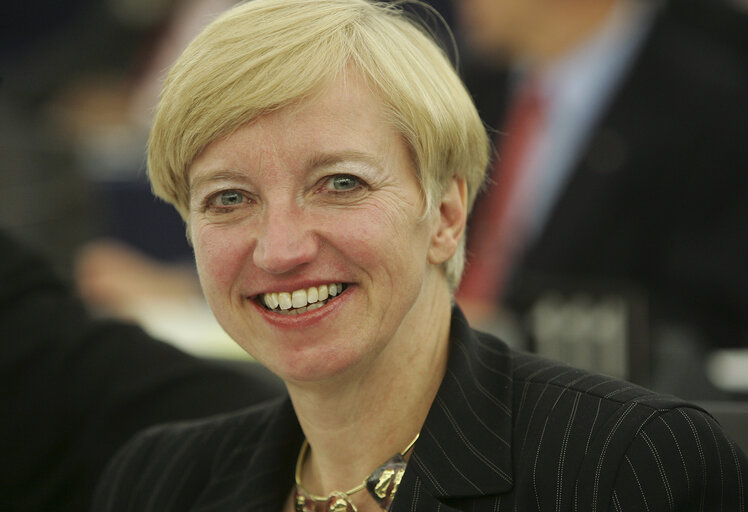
[252,205,319,274]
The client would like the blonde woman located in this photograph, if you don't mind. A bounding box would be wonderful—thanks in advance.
[94,1,747,511]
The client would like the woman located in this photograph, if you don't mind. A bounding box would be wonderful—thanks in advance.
[94,1,747,511]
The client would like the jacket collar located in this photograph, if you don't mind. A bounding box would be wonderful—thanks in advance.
[395,306,514,505]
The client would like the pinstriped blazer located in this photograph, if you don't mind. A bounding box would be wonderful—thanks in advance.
[93,307,747,511]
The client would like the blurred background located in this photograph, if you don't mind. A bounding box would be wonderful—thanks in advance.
[2,0,747,446]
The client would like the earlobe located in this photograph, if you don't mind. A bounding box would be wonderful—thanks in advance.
[428,177,468,265]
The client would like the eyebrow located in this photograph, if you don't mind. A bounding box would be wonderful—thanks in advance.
[189,169,250,195]
[304,150,385,172]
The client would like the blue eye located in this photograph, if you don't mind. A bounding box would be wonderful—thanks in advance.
[204,190,249,213]
[328,174,360,191]
[219,190,244,205]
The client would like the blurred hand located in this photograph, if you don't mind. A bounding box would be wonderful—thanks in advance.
[75,239,201,317]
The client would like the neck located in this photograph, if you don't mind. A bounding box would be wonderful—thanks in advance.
[286,279,452,498]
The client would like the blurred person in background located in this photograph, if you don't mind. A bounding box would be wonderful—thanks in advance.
[1,0,238,275]
[2,0,248,351]
[453,0,748,399]
[0,229,284,511]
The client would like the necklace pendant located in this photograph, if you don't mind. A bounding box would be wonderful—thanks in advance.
[366,453,407,509]
[293,433,418,512]
[326,492,358,512]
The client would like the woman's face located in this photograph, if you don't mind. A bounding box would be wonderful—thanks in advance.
[187,73,451,383]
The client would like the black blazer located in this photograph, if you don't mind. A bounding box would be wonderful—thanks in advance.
[462,0,748,349]
[93,307,747,511]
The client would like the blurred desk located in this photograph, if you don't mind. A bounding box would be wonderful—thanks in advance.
[122,297,251,360]
[702,350,748,454]
[707,349,748,393]
[521,283,650,386]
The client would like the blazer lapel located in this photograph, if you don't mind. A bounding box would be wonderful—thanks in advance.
[392,307,514,510]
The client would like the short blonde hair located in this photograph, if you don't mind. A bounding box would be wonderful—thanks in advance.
[148,0,489,290]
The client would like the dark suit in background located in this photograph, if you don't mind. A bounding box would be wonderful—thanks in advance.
[0,231,284,511]
[461,0,748,383]
[93,307,748,511]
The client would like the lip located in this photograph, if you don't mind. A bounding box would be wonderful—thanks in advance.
[248,283,354,329]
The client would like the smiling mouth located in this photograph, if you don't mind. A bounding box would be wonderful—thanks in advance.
[257,283,348,315]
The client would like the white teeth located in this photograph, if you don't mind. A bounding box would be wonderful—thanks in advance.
[307,302,325,312]
[278,292,292,310]
[264,293,279,309]
[292,289,307,308]
[260,283,345,312]
[307,286,318,303]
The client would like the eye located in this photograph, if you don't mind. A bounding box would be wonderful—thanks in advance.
[324,174,364,192]
[203,189,250,212]
[217,190,245,206]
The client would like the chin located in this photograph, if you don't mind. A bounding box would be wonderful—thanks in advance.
[273,347,364,385]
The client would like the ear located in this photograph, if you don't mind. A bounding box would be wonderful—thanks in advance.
[428,177,468,265]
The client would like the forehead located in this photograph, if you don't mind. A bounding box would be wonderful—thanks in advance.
[189,72,408,181]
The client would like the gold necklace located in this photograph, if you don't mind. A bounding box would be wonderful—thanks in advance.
[293,433,419,512]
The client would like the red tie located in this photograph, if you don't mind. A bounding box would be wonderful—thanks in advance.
[458,81,545,308]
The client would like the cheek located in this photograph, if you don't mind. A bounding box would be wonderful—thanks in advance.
[193,224,249,295]
[333,203,430,275]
